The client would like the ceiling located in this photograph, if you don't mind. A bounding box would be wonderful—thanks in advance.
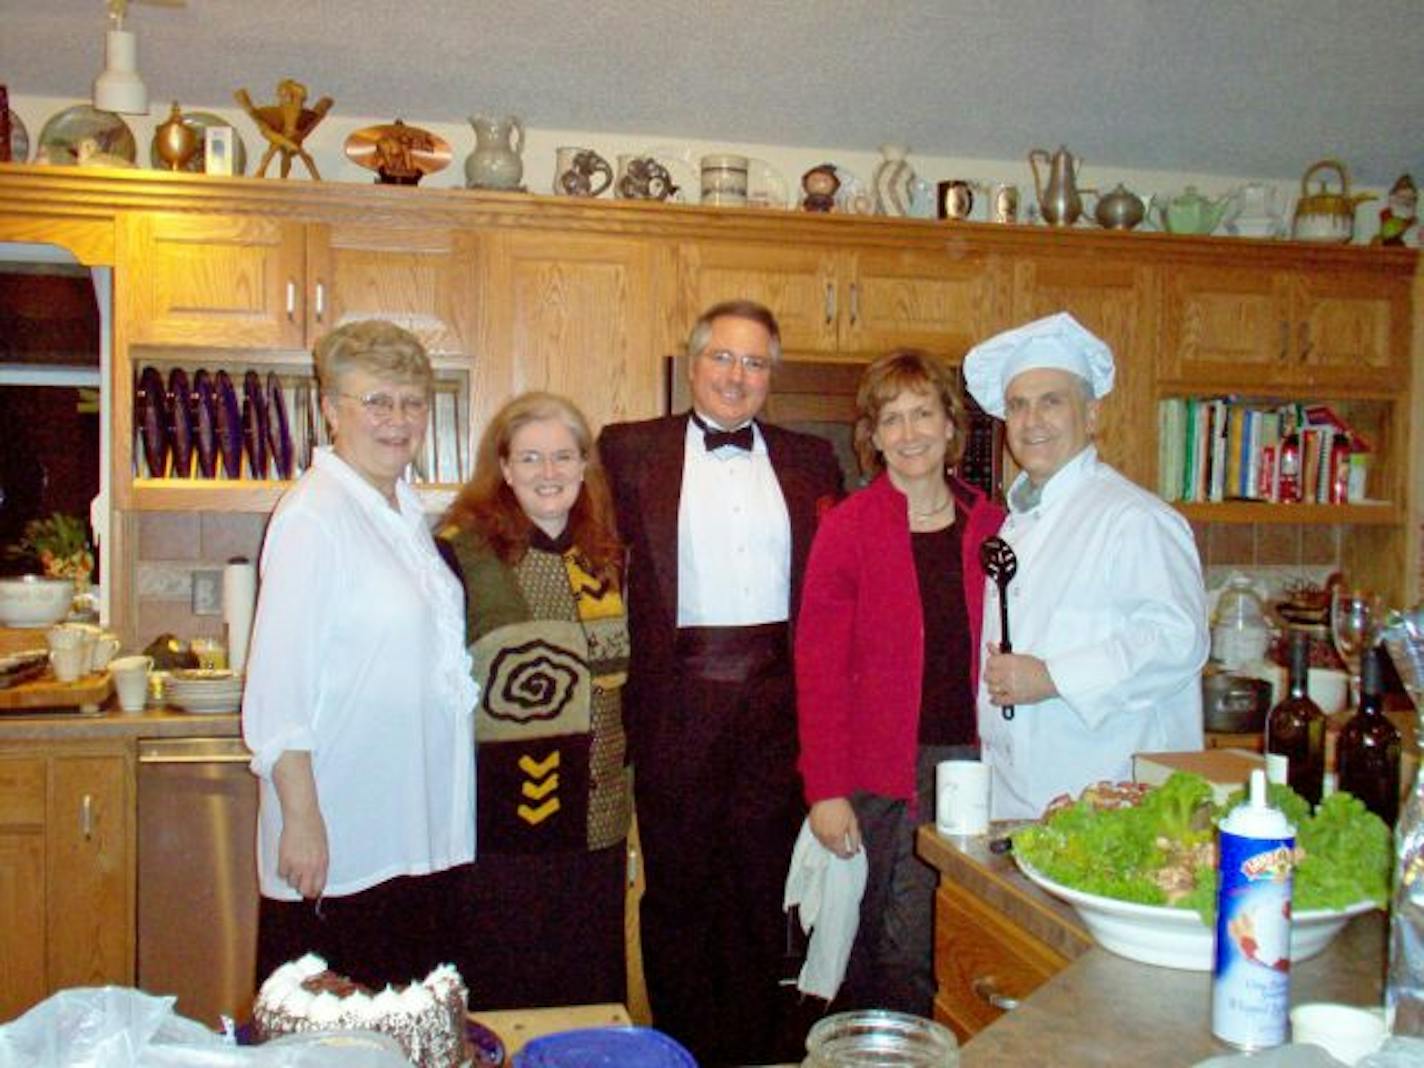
[3,0,1421,189]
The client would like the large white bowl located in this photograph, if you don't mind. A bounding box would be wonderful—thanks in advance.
[1016,856,1375,971]
[0,575,75,627]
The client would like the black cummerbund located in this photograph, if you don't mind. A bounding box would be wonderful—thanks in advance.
[675,622,789,684]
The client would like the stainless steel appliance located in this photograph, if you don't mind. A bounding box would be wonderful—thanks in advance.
[137,736,259,1027]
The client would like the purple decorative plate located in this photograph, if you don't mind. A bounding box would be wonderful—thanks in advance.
[266,371,293,479]
[242,370,269,479]
[192,369,218,478]
[214,370,243,479]
[167,367,193,478]
[136,365,169,477]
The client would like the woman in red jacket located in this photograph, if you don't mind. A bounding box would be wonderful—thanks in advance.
[795,349,1005,1015]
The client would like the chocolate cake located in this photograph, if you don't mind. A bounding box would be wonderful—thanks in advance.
[252,953,470,1068]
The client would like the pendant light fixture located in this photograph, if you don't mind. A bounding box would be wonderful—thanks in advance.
[93,0,148,115]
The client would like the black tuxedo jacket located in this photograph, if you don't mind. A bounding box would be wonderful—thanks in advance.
[597,413,842,754]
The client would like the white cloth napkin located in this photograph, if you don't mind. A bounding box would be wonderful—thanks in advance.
[783,817,868,1001]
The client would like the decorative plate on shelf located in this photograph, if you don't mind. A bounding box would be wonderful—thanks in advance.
[37,104,136,166]
[148,111,247,174]
[344,121,450,184]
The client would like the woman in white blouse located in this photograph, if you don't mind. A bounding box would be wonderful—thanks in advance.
[242,320,479,989]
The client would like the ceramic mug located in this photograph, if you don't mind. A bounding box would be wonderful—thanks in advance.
[616,155,676,201]
[700,153,749,207]
[938,179,976,221]
[936,759,991,836]
[110,654,154,713]
[46,623,87,652]
[989,183,1020,224]
[553,146,612,197]
[89,631,121,672]
[50,645,88,683]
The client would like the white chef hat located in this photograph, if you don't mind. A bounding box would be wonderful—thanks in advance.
[963,312,1115,418]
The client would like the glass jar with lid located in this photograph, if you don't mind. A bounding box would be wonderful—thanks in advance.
[1211,574,1271,671]
[803,1010,958,1067]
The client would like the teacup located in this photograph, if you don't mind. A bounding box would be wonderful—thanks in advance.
[50,645,88,683]
[553,146,612,197]
[110,654,154,713]
[617,155,676,201]
[89,631,121,672]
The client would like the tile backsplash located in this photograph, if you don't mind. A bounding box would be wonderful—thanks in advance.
[1194,521,1340,604]
[134,512,268,645]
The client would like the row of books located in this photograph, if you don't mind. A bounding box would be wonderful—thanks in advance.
[1157,397,1367,505]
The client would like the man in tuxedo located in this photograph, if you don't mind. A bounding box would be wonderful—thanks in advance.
[599,300,842,1066]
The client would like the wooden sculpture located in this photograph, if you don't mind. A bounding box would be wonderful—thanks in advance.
[234,78,332,180]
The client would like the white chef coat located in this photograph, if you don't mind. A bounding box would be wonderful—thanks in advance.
[242,447,479,899]
[978,446,1207,820]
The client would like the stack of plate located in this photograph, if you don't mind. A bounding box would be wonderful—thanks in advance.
[166,669,243,714]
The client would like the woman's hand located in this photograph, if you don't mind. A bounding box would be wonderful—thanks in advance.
[809,797,861,859]
[272,750,329,899]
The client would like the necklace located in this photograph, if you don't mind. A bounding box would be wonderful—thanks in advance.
[910,495,952,521]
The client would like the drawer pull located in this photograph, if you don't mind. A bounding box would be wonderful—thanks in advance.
[80,793,94,840]
[971,975,1019,1012]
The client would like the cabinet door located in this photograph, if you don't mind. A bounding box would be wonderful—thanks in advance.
[1159,264,1295,386]
[1012,256,1158,489]
[933,881,1069,1042]
[306,223,480,356]
[124,213,307,349]
[0,759,46,1020]
[678,241,839,354]
[842,247,1009,358]
[1293,268,1408,389]
[47,755,132,991]
[486,231,664,434]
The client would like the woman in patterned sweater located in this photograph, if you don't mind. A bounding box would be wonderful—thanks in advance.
[439,391,630,1008]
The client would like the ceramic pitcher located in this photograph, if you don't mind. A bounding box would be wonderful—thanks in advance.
[1028,145,1084,226]
[464,115,524,190]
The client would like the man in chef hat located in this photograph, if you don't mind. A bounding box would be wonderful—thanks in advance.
[963,312,1208,820]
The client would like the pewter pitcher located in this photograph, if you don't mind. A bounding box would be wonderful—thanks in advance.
[1028,145,1084,226]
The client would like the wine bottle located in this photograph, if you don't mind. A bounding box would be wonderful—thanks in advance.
[1264,632,1326,806]
[1336,646,1402,826]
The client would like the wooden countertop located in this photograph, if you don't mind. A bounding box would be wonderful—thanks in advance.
[917,825,1387,1066]
[0,704,240,742]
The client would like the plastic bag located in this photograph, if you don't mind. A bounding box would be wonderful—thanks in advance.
[0,987,407,1068]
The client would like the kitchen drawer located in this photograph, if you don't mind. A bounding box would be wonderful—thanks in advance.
[0,758,45,824]
[933,880,1070,1040]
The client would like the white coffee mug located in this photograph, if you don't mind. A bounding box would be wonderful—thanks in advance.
[936,759,991,836]
[89,632,121,672]
[50,645,88,683]
[700,153,749,206]
[110,654,154,713]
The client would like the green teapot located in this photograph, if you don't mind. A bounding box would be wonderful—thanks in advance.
[1149,186,1236,235]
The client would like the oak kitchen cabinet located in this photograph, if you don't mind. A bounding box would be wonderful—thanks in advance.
[123,212,480,356]
[1158,257,1410,392]
[676,237,1010,359]
[0,741,134,1019]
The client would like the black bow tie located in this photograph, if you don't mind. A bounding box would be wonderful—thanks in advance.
[692,413,754,452]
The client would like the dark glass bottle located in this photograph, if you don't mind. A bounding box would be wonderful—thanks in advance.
[1336,646,1402,826]
[1265,632,1326,806]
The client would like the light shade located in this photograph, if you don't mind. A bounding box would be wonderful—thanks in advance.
[93,27,148,115]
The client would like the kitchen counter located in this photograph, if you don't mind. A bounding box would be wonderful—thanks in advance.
[0,705,240,742]
[918,825,1387,1066]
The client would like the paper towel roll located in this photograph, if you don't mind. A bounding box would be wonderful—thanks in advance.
[223,558,257,675]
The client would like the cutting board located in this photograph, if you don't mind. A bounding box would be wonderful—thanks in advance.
[0,626,52,657]
[0,670,112,712]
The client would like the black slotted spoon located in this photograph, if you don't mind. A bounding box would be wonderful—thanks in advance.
[979,536,1019,720]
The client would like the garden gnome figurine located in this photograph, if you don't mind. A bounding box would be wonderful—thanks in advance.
[1374,173,1417,246]
[234,78,332,180]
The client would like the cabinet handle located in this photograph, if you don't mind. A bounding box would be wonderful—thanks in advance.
[849,281,859,326]
[824,281,835,326]
[1298,321,1312,363]
[80,793,94,840]
[285,280,297,322]
[314,280,326,324]
[971,976,1020,1012]
[1278,320,1289,361]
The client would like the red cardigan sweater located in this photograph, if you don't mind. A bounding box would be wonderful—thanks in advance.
[795,472,1005,804]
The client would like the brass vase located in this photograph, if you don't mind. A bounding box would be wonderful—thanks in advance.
[154,102,199,172]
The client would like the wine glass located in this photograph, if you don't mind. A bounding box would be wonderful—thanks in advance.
[1331,586,1382,708]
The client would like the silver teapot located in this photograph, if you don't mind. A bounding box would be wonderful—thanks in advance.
[1028,145,1087,226]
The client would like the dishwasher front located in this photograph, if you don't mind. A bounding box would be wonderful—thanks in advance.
[137,735,260,1028]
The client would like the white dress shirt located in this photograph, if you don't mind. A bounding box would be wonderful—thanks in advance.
[676,416,791,626]
[242,447,479,899]
[978,446,1208,819]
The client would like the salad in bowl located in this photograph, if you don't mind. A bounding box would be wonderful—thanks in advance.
[1011,772,1390,970]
